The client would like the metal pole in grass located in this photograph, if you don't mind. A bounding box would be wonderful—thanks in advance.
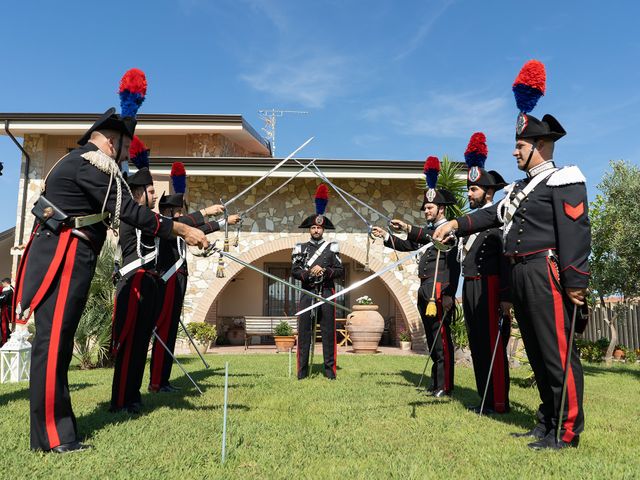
[221,361,229,464]
[152,328,203,394]
[289,348,292,378]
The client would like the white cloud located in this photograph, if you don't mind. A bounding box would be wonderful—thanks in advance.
[394,0,456,61]
[352,133,385,148]
[361,90,512,140]
[241,54,350,108]
[238,0,289,31]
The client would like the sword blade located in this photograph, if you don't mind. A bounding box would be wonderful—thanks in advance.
[556,304,578,444]
[224,137,314,208]
[214,247,351,314]
[295,242,433,316]
[179,317,210,369]
[152,328,203,395]
[416,315,445,389]
[310,164,393,223]
[241,158,318,217]
[289,158,393,223]
[479,315,504,415]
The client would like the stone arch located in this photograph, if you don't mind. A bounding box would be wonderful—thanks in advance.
[191,235,426,349]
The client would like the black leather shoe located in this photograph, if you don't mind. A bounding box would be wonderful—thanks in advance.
[528,432,580,450]
[510,425,548,440]
[467,405,496,414]
[158,384,180,393]
[50,441,91,454]
[109,402,141,414]
[432,389,451,398]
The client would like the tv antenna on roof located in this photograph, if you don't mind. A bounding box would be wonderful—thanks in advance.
[258,109,308,156]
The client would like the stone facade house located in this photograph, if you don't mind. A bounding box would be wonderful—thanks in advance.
[0,112,440,351]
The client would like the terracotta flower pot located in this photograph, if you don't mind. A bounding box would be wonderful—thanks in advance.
[613,348,625,360]
[227,327,245,346]
[346,304,384,353]
[189,339,209,355]
[274,335,296,353]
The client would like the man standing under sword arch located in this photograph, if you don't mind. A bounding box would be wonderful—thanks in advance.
[292,184,344,380]
[372,156,460,397]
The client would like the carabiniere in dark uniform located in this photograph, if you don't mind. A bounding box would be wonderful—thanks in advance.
[149,190,225,393]
[110,165,162,413]
[384,181,460,397]
[13,109,175,452]
[458,132,512,414]
[450,112,590,449]
[293,187,344,380]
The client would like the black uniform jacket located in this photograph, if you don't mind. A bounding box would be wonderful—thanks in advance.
[456,163,591,289]
[118,222,158,280]
[16,143,173,319]
[459,223,511,302]
[292,239,344,291]
[385,223,460,298]
[156,211,221,278]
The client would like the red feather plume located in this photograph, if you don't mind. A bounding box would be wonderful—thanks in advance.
[315,183,329,200]
[170,162,186,177]
[512,60,546,93]
[423,156,440,173]
[129,135,147,158]
[465,132,488,156]
[119,68,147,95]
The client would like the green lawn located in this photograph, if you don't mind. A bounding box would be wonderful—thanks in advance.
[1,354,639,479]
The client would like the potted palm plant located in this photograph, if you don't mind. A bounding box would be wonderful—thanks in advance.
[273,320,296,352]
[186,322,217,354]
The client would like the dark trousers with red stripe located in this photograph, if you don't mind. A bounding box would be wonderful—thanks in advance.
[1,307,10,346]
[511,257,584,441]
[463,275,510,412]
[417,281,454,392]
[29,238,95,451]
[149,273,187,390]
[297,288,336,379]
[110,270,160,410]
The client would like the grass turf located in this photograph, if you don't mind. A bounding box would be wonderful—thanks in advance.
[1,354,639,479]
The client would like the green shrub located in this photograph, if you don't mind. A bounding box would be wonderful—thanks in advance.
[274,320,293,336]
[576,337,609,363]
[399,331,411,342]
[450,303,468,349]
[186,322,217,344]
[624,348,638,363]
[74,242,115,369]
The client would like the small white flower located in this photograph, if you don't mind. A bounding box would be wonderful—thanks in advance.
[356,295,373,305]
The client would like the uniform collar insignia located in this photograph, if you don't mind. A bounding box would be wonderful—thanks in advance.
[433,218,448,229]
[527,160,555,178]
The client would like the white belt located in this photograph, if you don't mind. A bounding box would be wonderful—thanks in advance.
[161,257,185,282]
[119,252,156,277]
[74,212,109,228]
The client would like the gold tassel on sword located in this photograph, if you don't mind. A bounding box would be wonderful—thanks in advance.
[425,249,441,317]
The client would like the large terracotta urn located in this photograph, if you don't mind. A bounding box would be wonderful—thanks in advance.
[346,304,385,353]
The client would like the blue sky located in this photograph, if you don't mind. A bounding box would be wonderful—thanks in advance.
[1,0,639,232]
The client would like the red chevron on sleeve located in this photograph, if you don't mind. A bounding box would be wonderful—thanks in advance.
[563,201,584,221]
